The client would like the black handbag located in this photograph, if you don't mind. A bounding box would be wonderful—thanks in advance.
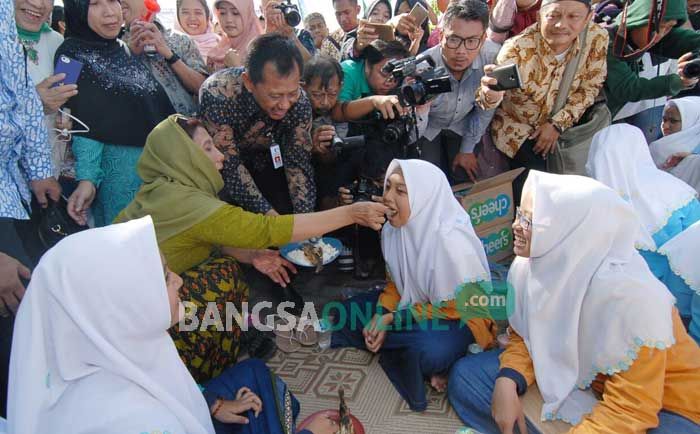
[37,196,88,249]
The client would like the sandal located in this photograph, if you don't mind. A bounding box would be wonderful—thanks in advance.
[274,316,302,353]
[273,316,319,352]
[295,317,318,346]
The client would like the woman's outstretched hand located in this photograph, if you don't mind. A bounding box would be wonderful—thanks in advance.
[349,201,388,230]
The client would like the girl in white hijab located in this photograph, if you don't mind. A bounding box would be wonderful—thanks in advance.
[449,171,700,434]
[332,159,497,412]
[659,220,700,344]
[587,124,700,332]
[8,217,214,434]
[6,217,335,434]
[650,97,700,194]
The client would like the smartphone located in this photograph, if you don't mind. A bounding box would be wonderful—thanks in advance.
[488,63,522,91]
[360,19,395,41]
[53,55,83,88]
[409,2,430,27]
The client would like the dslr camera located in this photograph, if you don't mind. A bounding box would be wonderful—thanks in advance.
[382,53,452,106]
[344,176,384,203]
[370,109,415,146]
[275,0,301,27]
[682,50,700,79]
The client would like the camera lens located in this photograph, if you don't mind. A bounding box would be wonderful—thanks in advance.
[283,7,301,27]
[383,126,401,145]
[683,59,700,79]
[401,82,426,106]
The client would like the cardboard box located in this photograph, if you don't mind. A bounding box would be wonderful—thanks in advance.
[452,168,525,263]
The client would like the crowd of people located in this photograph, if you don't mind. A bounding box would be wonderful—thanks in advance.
[2,0,700,432]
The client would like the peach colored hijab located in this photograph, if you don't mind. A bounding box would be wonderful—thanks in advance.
[208,0,262,69]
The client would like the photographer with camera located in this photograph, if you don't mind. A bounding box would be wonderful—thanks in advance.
[331,40,415,277]
[302,55,356,210]
[477,0,609,205]
[414,0,500,184]
[605,0,700,118]
[261,0,314,62]
[332,41,412,191]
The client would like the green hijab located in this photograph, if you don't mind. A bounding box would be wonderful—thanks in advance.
[116,115,225,243]
[616,0,689,29]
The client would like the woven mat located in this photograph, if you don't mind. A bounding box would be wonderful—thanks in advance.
[267,345,466,434]
[267,345,572,434]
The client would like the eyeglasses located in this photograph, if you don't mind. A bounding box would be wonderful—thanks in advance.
[376,68,396,84]
[515,207,533,231]
[444,34,484,50]
[309,91,339,100]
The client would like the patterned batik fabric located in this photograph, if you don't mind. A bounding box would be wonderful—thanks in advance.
[123,24,207,116]
[477,22,609,158]
[0,1,53,219]
[170,256,250,384]
[319,37,342,61]
[199,67,316,214]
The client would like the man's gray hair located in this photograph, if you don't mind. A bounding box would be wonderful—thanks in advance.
[304,12,326,27]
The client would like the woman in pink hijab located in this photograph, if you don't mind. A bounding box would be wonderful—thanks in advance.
[175,0,221,63]
[207,0,263,72]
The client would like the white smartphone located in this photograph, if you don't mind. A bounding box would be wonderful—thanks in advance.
[409,2,429,26]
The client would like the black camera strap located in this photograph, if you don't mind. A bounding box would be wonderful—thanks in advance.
[612,0,669,60]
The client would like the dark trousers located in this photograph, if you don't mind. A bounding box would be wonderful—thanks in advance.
[0,217,37,418]
[417,130,469,185]
[509,138,547,207]
[249,163,294,215]
[331,291,475,411]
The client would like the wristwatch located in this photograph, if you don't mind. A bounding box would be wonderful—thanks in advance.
[165,52,180,65]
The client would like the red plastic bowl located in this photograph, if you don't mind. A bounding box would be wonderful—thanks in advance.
[297,410,365,434]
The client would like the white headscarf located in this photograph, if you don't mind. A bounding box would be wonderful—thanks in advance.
[586,124,698,251]
[649,97,700,164]
[667,154,700,195]
[381,159,490,308]
[508,171,676,424]
[7,217,215,434]
[659,220,700,295]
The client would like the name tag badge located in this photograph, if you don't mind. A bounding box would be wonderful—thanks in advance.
[270,144,284,169]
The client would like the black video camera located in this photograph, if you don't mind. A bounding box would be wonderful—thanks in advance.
[275,0,301,27]
[345,177,384,203]
[682,50,700,79]
[382,53,453,106]
[330,134,365,154]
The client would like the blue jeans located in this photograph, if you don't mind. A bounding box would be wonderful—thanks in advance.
[448,350,541,434]
[448,350,700,434]
[331,291,475,411]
